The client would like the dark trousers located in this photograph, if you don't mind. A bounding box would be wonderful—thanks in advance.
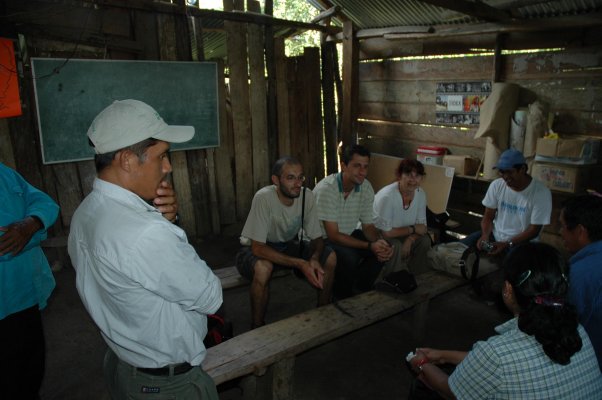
[0,305,45,400]
[327,229,384,299]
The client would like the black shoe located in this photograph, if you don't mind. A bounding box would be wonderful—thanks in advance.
[375,271,417,294]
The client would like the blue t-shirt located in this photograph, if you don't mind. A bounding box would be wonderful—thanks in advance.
[569,240,602,369]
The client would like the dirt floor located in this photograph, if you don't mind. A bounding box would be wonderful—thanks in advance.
[40,233,510,400]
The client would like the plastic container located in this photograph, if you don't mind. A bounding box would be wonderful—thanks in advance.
[416,146,447,165]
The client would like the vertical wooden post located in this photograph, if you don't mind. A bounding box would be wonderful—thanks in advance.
[272,357,295,400]
[224,0,253,219]
[304,46,325,187]
[492,33,505,83]
[341,20,359,147]
[214,59,237,225]
[321,27,338,174]
[247,0,270,191]
[264,0,279,166]
[275,38,291,157]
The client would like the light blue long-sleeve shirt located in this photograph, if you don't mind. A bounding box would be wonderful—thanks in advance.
[1,162,59,319]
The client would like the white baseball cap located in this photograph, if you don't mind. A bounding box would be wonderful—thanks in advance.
[87,99,195,154]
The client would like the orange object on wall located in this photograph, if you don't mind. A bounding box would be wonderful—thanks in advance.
[0,37,22,118]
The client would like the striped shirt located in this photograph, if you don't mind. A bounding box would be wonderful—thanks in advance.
[449,318,602,399]
[313,173,376,236]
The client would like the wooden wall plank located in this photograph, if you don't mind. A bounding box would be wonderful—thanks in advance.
[321,41,339,174]
[304,46,325,187]
[52,163,83,228]
[247,0,270,192]
[157,11,196,236]
[341,20,359,146]
[214,59,237,225]
[275,38,291,156]
[225,0,253,219]
[0,119,16,168]
[187,150,211,236]
[358,120,485,160]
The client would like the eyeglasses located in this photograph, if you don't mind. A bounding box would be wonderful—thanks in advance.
[282,175,306,182]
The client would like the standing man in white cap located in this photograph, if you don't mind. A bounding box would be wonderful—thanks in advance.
[68,99,223,399]
[461,148,552,255]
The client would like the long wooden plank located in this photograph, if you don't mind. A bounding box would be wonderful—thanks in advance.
[304,46,325,187]
[157,11,196,236]
[213,59,237,225]
[341,20,359,146]
[247,0,270,192]
[275,38,291,156]
[225,0,253,219]
[203,271,466,384]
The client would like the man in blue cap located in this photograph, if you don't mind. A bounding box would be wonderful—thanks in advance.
[462,148,552,255]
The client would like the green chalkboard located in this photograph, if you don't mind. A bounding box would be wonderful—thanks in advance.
[31,58,219,164]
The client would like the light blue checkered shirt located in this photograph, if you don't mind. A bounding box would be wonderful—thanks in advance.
[449,318,602,399]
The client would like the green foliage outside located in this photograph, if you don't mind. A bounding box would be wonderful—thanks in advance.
[271,0,321,56]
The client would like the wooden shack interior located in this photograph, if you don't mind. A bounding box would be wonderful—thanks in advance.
[2,0,602,253]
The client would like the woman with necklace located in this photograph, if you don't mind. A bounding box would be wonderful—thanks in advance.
[373,159,432,290]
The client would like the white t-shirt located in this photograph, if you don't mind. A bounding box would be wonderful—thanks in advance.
[241,185,322,243]
[373,182,427,232]
[482,177,552,242]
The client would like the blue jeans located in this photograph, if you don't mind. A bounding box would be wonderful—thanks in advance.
[460,231,495,248]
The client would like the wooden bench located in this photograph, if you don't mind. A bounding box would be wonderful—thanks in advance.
[202,270,468,399]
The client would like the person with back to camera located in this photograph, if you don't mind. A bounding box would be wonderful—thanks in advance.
[372,159,431,291]
[407,242,602,399]
[559,194,602,370]
[68,99,223,399]
[1,162,59,400]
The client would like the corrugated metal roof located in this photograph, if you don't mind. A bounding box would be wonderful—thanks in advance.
[196,0,602,59]
[307,0,602,29]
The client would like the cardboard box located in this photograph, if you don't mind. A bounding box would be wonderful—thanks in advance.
[443,155,480,176]
[531,162,592,193]
[417,146,446,165]
[535,137,600,164]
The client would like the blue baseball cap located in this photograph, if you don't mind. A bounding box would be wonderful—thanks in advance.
[494,149,526,170]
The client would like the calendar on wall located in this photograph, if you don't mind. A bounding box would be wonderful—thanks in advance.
[435,81,491,125]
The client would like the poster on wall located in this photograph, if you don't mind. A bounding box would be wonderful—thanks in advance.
[435,81,491,125]
[0,37,22,118]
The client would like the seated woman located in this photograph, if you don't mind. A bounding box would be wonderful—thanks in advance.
[373,159,431,288]
[408,242,602,399]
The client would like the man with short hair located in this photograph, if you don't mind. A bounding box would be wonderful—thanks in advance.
[313,144,393,299]
[462,149,552,255]
[236,156,336,328]
[68,99,222,399]
[559,194,602,369]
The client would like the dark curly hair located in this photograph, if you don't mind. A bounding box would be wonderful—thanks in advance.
[395,159,426,179]
[503,242,582,365]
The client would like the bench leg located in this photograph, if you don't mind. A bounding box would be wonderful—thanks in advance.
[273,357,295,400]
[413,300,430,343]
